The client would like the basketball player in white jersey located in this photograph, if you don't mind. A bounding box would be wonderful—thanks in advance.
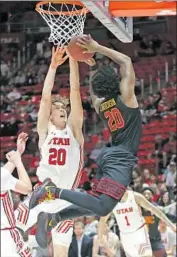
[1,133,32,257]
[98,189,176,257]
[15,47,88,257]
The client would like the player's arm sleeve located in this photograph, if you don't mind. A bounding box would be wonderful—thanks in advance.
[1,167,18,191]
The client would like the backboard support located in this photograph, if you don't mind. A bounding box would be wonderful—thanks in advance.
[80,0,133,43]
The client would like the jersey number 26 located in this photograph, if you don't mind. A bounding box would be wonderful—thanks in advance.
[48,148,66,165]
[104,108,124,132]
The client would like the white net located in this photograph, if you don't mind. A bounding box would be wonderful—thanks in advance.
[36,2,87,47]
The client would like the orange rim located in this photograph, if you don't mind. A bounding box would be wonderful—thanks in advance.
[36,1,89,16]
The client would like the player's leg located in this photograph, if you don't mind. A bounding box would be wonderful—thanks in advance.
[29,148,134,215]
[16,179,57,232]
[36,205,94,248]
[53,245,68,257]
[1,230,19,257]
[1,229,32,257]
[31,187,119,216]
[151,240,167,257]
[52,220,73,257]
[121,226,153,257]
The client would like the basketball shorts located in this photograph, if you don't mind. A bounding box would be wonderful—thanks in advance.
[93,146,138,200]
[150,239,167,257]
[120,225,152,257]
[1,229,31,257]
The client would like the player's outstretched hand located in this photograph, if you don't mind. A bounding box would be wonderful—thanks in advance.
[6,150,22,166]
[76,34,99,53]
[17,132,28,155]
[51,47,68,68]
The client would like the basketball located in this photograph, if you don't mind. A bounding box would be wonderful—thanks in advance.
[67,35,94,61]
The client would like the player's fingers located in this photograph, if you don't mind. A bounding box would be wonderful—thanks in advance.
[6,154,11,161]
[58,46,63,53]
[52,46,55,55]
[62,55,69,62]
[81,36,90,44]
[76,42,86,49]
[86,58,96,66]
[77,38,87,45]
[23,132,28,138]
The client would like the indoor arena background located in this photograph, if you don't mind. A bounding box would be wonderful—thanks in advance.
[0,2,176,257]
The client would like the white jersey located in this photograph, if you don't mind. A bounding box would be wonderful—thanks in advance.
[36,124,83,189]
[1,168,18,229]
[113,191,145,234]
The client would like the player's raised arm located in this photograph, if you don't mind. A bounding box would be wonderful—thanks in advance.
[3,132,28,174]
[67,56,84,145]
[134,192,176,232]
[77,35,136,104]
[6,151,32,194]
[5,132,32,194]
[37,47,68,147]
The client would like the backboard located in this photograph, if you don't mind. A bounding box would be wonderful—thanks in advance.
[80,0,133,43]
[81,0,176,43]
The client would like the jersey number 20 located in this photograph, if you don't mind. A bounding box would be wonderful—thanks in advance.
[104,108,124,132]
[48,148,66,165]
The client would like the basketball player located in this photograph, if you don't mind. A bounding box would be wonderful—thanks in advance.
[29,35,142,215]
[1,133,32,257]
[98,189,176,257]
[15,47,87,257]
[142,188,176,257]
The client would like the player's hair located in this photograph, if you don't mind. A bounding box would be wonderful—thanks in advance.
[91,66,120,98]
[74,221,84,229]
[142,187,154,195]
[52,95,69,109]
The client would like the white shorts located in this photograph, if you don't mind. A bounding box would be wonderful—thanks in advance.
[15,198,73,247]
[120,225,152,257]
[1,229,31,257]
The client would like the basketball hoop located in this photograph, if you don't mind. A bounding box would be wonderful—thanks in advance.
[36,1,89,47]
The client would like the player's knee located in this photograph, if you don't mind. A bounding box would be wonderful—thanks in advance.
[97,207,111,216]
[97,195,117,216]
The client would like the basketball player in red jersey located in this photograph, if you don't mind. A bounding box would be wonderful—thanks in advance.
[1,133,32,257]
[15,47,90,257]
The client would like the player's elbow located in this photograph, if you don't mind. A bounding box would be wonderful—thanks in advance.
[23,183,32,194]
[15,181,32,195]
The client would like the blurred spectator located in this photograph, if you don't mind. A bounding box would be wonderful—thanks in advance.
[159,220,176,257]
[14,71,26,86]
[165,162,176,198]
[29,107,38,122]
[160,40,175,55]
[151,35,162,52]
[44,47,51,59]
[7,87,21,101]
[142,168,151,185]
[1,117,20,136]
[92,222,120,257]
[139,101,147,124]
[85,217,99,237]
[133,28,142,41]
[69,221,93,257]
[1,60,9,77]
[158,191,176,217]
